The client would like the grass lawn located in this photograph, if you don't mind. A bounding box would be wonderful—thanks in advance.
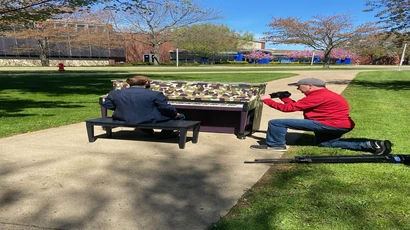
[211,71,410,230]
[0,70,296,137]
[1,68,409,229]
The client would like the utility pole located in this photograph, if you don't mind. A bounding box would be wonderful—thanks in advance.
[176,48,179,67]
[398,44,407,71]
[310,51,315,65]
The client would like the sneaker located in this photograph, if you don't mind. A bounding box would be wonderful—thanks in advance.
[370,140,392,155]
[250,145,287,152]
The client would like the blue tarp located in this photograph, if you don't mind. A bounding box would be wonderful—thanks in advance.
[336,58,352,64]
[258,58,270,64]
[235,53,243,61]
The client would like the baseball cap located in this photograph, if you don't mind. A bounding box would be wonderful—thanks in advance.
[288,78,326,87]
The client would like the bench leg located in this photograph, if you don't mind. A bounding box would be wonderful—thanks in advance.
[105,127,112,138]
[192,124,200,144]
[86,122,95,142]
[178,128,188,149]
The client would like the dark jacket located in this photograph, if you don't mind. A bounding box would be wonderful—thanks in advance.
[102,86,178,125]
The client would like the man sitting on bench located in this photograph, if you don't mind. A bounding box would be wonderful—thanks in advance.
[101,75,185,138]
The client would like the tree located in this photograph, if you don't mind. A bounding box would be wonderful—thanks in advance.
[0,0,109,66]
[330,48,358,60]
[364,0,410,62]
[0,0,101,31]
[244,50,273,64]
[348,31,397,64]
[108,0,222,65]
[284,49,358,62]
[263,13,376,68]
[284,50,316,59]
[172,23,253,64]
[365,0,410,32]
[5,10,123,66]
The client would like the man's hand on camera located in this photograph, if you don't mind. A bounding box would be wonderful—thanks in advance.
[269,91,291,99]
[260,94,271,100]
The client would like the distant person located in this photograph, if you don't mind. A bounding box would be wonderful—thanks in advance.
[250,78,392,155]
[102,75,184,137]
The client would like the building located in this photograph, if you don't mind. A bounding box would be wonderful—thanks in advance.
[0,20,125,66]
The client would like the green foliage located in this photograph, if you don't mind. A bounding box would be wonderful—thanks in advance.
[365,0,410,32]
[172,23,252,59]
[213,61,249,65]
[211,70,410,230]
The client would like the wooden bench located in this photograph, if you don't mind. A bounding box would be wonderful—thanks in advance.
[85,117,201,149]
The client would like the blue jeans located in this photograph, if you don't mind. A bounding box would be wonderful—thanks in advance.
[266,119,373,151]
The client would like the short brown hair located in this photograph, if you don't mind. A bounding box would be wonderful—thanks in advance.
[126,76,151,86]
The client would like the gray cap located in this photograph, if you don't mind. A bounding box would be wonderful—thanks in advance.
[288,78,326,87]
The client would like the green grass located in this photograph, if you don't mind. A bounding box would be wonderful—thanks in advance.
[210,71,410,230]
[0,65,382,73]
[0,71,296,137]
[2,69,410,229]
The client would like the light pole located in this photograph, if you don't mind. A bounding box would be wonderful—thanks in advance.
[176,48,179,67]
[398,43,407,71]
[310,51,315,66]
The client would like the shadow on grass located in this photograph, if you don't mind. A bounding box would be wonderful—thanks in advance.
[213,162,410,230]
[0,73,134,119]
[0,73,131,96]
[0,98,85,116]
[349,80,410,91]
[326,79,352,85]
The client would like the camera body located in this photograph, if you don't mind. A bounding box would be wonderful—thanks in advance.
[269,91,291,99]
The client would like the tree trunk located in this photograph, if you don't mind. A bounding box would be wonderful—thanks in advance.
[38,38,50,66]
[152,43,160,66]
[322,50,331,68]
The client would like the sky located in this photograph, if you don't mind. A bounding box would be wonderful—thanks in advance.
[203,0,379,50]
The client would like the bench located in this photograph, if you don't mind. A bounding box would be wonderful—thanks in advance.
[85,117,201,149]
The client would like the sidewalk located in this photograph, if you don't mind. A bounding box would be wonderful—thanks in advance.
[0,70,360,230]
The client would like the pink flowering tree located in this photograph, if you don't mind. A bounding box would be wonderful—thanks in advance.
[330,48,358,60]
[285,49,357,62]
[244,50,274,63]
[284,50,324,62]
[284,50,316,59]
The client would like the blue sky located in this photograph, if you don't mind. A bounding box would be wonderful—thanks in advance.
[203,0,379,50]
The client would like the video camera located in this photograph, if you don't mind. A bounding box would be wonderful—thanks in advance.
[269,91,292,99]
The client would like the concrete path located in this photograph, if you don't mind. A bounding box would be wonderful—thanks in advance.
[0,70,360,230]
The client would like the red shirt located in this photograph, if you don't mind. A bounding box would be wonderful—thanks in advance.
[262,88,355,129]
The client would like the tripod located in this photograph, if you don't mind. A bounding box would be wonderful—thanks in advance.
[245,154,410,165]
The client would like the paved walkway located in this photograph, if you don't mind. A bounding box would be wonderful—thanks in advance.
[0,70,360,229]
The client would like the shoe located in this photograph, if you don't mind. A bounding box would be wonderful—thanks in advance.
[370,140,392,155]
[250,145,287,152]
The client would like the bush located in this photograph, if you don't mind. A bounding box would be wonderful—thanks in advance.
[174,62,201,66]
[121,62,154,66]
[158,62,177,66]
[213,60,230,64]
[213,61,249,65]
